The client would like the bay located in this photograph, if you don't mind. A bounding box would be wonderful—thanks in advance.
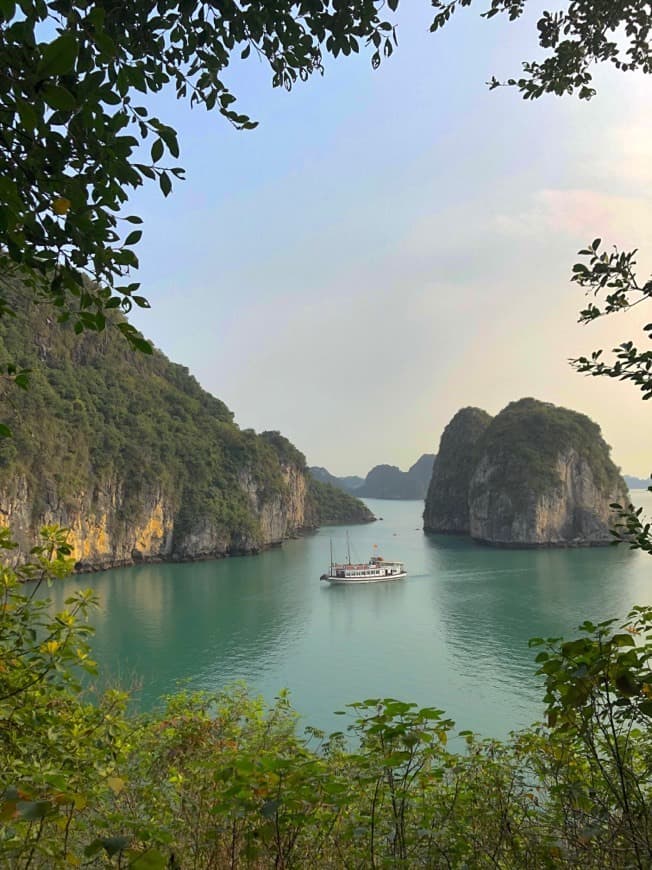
[44,495,652,739]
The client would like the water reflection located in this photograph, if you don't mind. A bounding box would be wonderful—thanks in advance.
[425,533,647,731]
[44,544,313,708]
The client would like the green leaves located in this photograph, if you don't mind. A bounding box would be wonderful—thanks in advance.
[431,0,651,102]
[84,835,131,858]
[42,83,76,112]
[16,800,52,821]
[0,0,16,23]
[159,171,172,196]
[0,0,400,348]
[151,138,164,163]
[571,240,652,403]
[124,230,142,246]
[37,32,78,77]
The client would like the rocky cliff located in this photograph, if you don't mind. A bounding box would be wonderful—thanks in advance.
[424,399,628,547]
[0,292,371,570]
[2,462,311,571]
[423,408,492,533]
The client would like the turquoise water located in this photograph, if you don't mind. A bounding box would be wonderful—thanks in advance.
[44,496,652,738]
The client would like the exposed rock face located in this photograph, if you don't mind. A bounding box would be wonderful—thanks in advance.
[469,448,627,546]
[1,462,312,571]
[423,408,492,533]
[424,398,628,547]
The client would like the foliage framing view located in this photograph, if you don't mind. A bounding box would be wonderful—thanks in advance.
[2,0,652,867]
[1,0,650,344]
[0,0,402,347]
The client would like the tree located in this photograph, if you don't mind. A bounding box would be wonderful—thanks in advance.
[0,0,400,348]
[3,0,649,351]
[431,0,652,100]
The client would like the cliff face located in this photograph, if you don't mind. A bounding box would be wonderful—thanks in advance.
[1,461,313,571]
[423,408,492,533]
[469,449,627,546]
[405,454,437,497]
[0,290,371,571]
[424,399,628,547]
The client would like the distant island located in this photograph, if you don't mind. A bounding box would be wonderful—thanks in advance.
[624,475,651,490]
[424,398,628,548]
[0,287,373,571]
[310,454,436,500]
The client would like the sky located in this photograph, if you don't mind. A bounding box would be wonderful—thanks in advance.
[126,3,652,478]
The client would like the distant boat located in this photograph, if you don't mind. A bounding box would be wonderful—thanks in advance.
[320,535,407,584]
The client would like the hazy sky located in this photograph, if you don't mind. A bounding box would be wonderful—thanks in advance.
[127,4,652,477]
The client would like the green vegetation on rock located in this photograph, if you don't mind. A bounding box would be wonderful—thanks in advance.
[0,287,371,565]
[307,479,375,526]
[476,398,624,511]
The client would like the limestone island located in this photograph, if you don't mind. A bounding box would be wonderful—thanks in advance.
[424,398,628,548]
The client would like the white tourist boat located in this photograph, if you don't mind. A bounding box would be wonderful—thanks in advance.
[320,538,407,584]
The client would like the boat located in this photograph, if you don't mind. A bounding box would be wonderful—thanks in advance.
[320,537,407,584]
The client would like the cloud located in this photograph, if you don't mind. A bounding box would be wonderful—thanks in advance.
[495,188,652,261]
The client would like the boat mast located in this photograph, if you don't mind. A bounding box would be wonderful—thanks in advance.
[346,530,351,565]
[330,538,333,573]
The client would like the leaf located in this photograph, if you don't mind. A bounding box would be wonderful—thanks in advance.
[17,101,39,130]
[53,197,71,216]
[42,84,76,112]
[159,127,179,158]
[151,138,164,163]
[639,700,652,717]
[0,423,12,438]
[129,850,168,870]
[107,776,125,794]
[130,336,153,354]
[159,172,172,197]
[124,230,142,246]
[612,633,636,647]
[0,1,16,23]
[38,32,78,77]
[84,836,131,858]
[17,800,52,821]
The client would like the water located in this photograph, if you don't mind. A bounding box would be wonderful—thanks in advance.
[43,496,652,739]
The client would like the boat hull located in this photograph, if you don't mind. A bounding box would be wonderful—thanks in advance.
[322,572,407,584]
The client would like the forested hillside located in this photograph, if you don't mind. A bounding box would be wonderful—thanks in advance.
[0,286,371,568]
